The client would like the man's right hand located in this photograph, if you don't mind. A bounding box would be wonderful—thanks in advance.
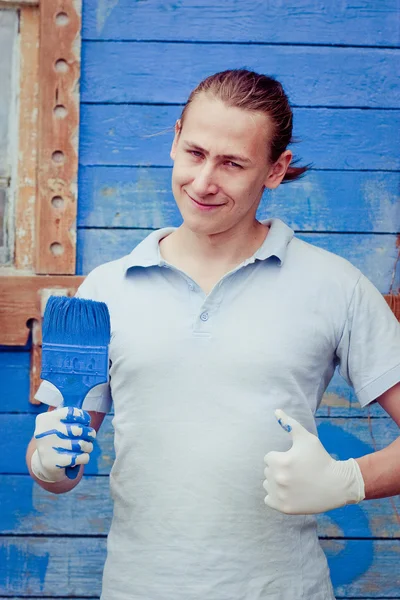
[31,407,96,483]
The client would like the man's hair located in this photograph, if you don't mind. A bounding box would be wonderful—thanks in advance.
[180,69,309,183]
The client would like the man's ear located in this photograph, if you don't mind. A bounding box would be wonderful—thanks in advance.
[170,119,182,161]
[264,150,293,190]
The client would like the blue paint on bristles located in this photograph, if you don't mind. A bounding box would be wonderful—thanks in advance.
[41,296,111,479]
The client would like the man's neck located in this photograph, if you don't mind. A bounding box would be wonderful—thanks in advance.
[159,220,270,273]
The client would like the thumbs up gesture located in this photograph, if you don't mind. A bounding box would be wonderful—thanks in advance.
[263,410,365,515]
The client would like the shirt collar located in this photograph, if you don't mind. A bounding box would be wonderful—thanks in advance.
[124,218,294,271]
[254,218,294,265]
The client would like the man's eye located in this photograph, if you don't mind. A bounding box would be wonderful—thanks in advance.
[189,150,203,158]
[227,161,242,169]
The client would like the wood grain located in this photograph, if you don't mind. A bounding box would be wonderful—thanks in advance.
[35,0,81,274]
[79,105,400,170]
[78,167,400,233]
[1,474,398,538]
[75,229,400,294]
[2,414,398,475]
[0,350,393,418]
[13,6,40,270]
[0,275,84,346]
[0,536,399,597]
[81,0,400,46]
[81,42,400,108]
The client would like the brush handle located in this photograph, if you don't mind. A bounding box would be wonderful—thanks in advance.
[41,342,109,480]
[66,460,82,479]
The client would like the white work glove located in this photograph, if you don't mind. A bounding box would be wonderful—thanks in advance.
[263,409,365,514]
[31,407,96,483]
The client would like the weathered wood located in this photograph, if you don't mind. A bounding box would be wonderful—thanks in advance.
[0,536,399,597]
[35,0,82,274]
[2,415,398,475]
[0,9,17,181]
[76,229,400,294]
[0,0,38,5]
[385,293,400,321]
[78,167,400,233]
[79,105,400,171]
[1,474,399,538]
[82,42,400,108]
[0,349,394,418]
[13,6,40,271]
[0,275,84,346]
[81,0,400,47]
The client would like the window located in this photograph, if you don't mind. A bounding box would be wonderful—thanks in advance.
[0,8,18,264]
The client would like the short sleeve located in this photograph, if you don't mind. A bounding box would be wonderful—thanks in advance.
[34,270,113,413]
[336,273,400,406]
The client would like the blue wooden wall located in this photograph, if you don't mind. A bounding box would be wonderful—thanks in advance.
[1,1,399,598]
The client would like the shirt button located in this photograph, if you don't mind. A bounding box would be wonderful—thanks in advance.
[200,311,209,322]
[188,284,194,291]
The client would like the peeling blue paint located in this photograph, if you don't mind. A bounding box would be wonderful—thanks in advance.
[318,422,374,586]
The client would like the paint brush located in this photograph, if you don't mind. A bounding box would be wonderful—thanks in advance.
[41,296,111,479]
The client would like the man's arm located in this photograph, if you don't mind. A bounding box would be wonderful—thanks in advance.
[356,381,400,499]
[26,406,106,495]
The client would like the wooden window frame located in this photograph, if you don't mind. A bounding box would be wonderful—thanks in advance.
[0,0,84,403]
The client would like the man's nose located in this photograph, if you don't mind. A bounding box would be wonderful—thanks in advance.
[191,163,219,196]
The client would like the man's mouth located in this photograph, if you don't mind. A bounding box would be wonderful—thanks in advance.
[186,191,224,209]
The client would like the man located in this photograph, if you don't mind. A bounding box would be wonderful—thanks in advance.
[26,70,400,600]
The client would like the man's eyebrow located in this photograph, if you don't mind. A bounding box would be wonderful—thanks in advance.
[183,141,252,164]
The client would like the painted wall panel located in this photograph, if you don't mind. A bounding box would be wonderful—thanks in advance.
[78,167,400,233]
[79,105,400,170]
[2,415,398,475]
[1,537,399,597]
[1,350,31,404]
[81,42,400,108]
[82,0,400,47]
[1,474,399,538]
[0,348,390,417]
[76,229,400,293]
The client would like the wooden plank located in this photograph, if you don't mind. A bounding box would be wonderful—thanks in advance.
[2,414,398,475]
[318,370,395,418]
[0,536,399,597]
[81,0,400,47]
[321,540,400,598]
[0,536,106,597]
[385,294,400,321]
[14,6,40,271]
[0,348,394,418]
[78,167,400,233]
[0,9,17,180]
[1,474,398,538]
[81,42,400,108]
[79,105,400,170]
[76,229,400,293]
[297,233,400,294]
[0,275,84,346]
[35,0,82,274]
[0,0,38,5]
[1,350,31,407]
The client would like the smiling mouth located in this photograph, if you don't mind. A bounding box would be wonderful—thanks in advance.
[186,191,224,208]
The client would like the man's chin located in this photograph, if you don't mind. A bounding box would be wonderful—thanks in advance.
[181,216,222,236]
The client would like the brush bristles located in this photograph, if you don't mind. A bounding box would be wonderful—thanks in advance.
[42,296,111,346]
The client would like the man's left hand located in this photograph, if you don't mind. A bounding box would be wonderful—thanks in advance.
[263,409,365,514]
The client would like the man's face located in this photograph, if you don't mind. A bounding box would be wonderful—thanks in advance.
[170,94,275,236]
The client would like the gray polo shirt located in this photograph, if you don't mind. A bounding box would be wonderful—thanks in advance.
[36,218,400,600]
